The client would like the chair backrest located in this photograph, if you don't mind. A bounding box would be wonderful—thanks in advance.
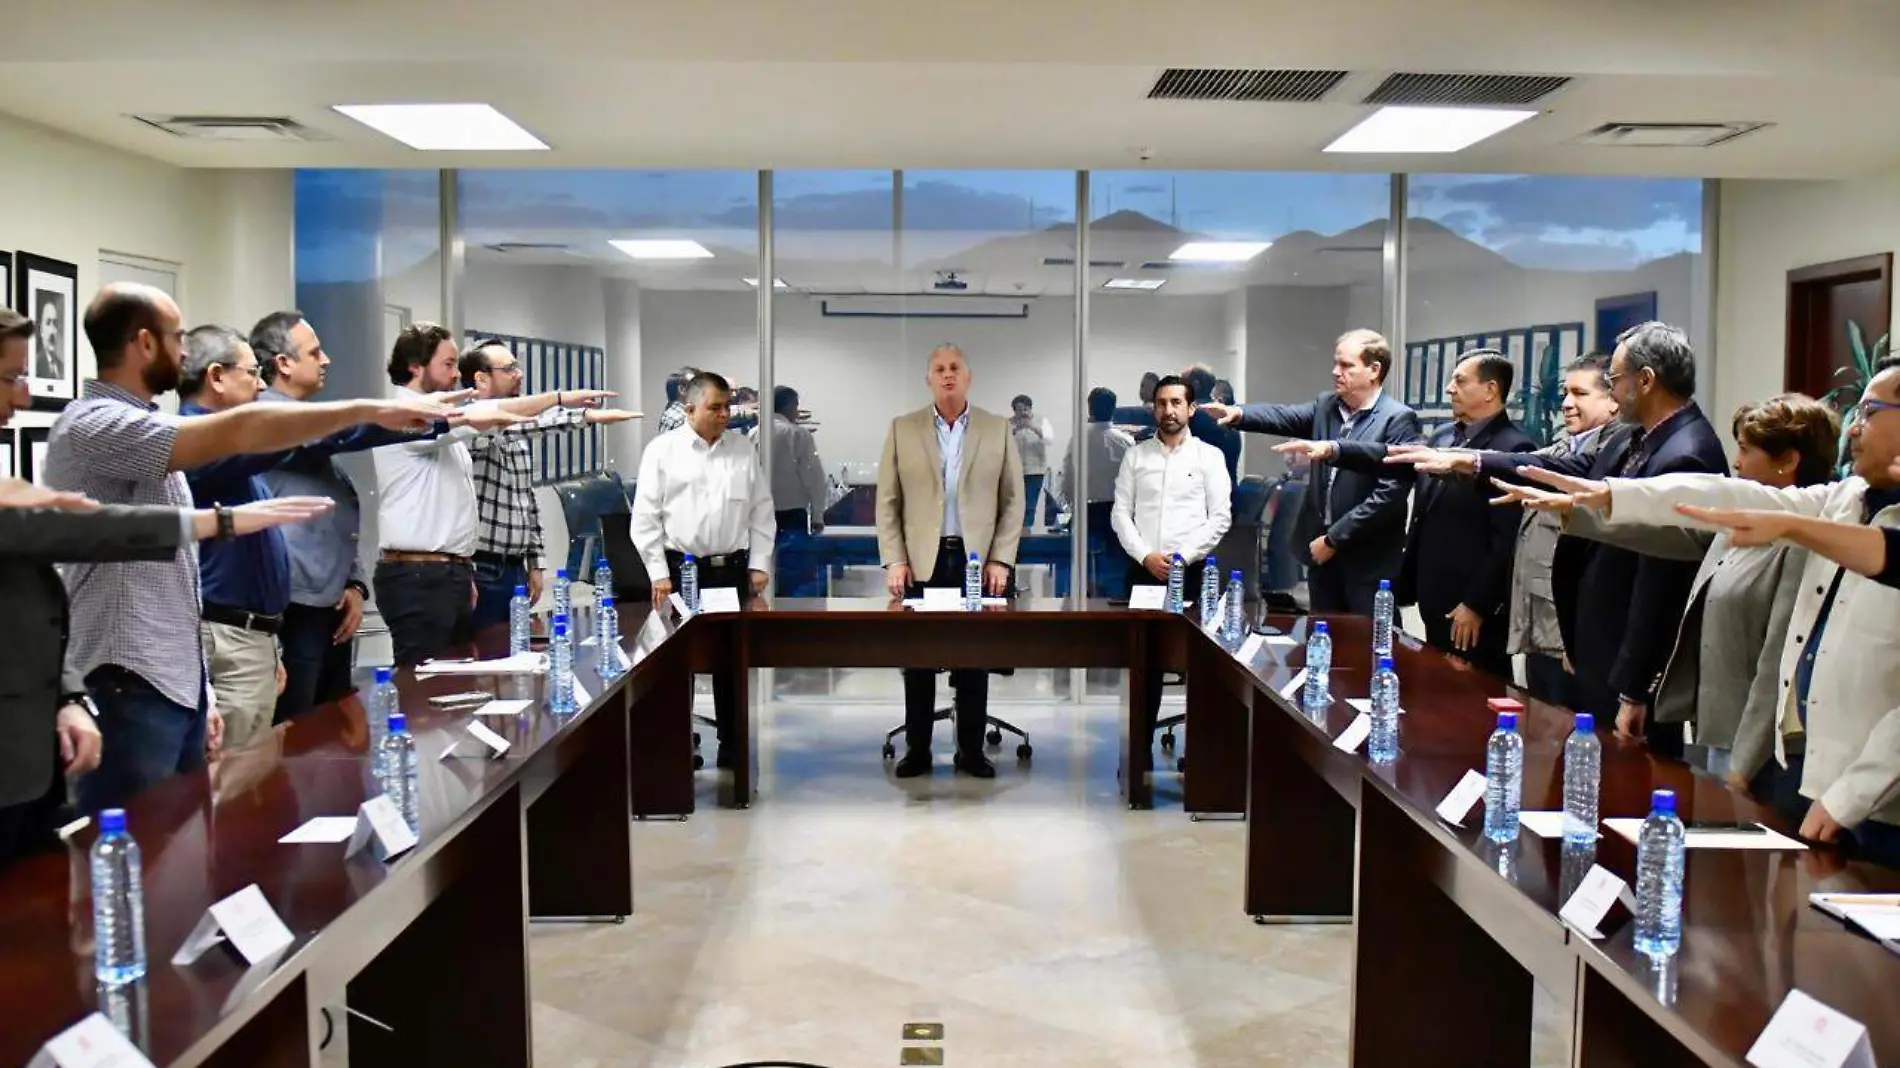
[1212,475,1271,604]
[549,470,631,580]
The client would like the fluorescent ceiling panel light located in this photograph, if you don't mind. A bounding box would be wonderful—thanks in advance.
[1325,105,1536,153]
[1168,241,1271,263]
[610,239,714,260]
[743,277,790,289]
[1103,278,1167,291]
[332,103,547,151]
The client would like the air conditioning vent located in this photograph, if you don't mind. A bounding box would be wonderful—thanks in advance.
[1042,257,1128,268]
[1137,261,1182,271]
[1149,68,1349,103]
[1574,121,1769,148]
[130,115,331,142]
[485,242,572,253]
[1363,73,1570,106]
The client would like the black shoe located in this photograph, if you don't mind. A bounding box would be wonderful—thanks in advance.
[954,750,996,779]
[714,749,736,771]
[894,749,933,778]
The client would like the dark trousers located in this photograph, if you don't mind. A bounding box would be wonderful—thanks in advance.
[1573,670,1684,760]
[276,601,357,723]
[1023,474,1045,526]
[77,666,206,813]
[1421,601,1511,679]
[471,552,532,632]
[1307,561,1382,615]
[775,507,811,536]
[0,757,63,869]
[901,537,990,755]
[374,560,475,667]
[1523,652,1573,708]
[1086,501,1124,598]
[1126,558,1206,739]
[667,549,752,759]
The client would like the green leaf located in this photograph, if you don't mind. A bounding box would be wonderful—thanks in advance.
[1849,320,1867,364]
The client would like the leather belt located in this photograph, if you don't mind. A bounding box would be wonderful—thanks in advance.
[667,548,748,570]
[380,550,471,565]
[202,603,282,635]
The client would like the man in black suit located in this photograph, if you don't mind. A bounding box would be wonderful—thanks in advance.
[1389,322,1727,757]
[1202,328,1421,615]
[1278,349,1534,675]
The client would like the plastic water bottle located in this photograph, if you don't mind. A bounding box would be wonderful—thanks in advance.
[553,567,571,620]
[1563,713,1602,844]
[550,617,575,714]
[509,584,531,654]
[1368,655,1400,763]
[90,808,146,987]
[597,593,623,677]
[1483,711,1524,842]
[369,666,397,776]
[1633,789,1686,960]
[964,551,982,611]
[1372,579,1395,660]
[1223,569,1246,643]
[594,557,613,603]
[1302,621,1332,713]
[1166,553,1185,614]
[379,712,419,830]
[680,554,699,613]
[1199,555,1220,627]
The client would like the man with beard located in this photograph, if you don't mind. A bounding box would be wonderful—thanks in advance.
[459,339,640,628]
[41,284,463,810]
[1111,374,1231,738]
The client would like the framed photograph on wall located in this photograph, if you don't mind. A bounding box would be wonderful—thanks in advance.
[17,425,51,485]
[15,253,79,410]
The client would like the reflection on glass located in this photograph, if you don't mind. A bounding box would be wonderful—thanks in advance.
[98,977,151,1051]
[1560,838,1598,904]
[1646,954,1679,1006]
[1478,836,1520,883]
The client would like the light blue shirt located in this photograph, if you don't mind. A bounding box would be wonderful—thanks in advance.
[935,407,970,538]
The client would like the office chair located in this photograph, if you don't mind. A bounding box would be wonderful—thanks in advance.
[880,667,1033,762]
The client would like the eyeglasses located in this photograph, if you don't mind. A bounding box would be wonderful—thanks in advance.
[1850,397,1900,423]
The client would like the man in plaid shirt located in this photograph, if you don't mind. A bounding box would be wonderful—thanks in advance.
[459,340,641,628]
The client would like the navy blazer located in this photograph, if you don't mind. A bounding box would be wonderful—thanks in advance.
[1481,404,1729,704]
[1234,392,1421,586]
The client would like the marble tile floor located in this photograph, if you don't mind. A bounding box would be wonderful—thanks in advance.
[520,687,1573,1068]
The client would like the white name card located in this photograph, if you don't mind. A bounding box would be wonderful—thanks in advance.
[438,720,512,762]
[1234,633,1266,665]
[1347,697,1407,716]
[699,586,742,613]
[1747,989,1876,1068]
[1435,770,1488,826]
[170,884,294,966]
[918,586,965,611]
[1265,635,1300,648]
[28,1013,155,1068]
[1277,669,1309,701]
[571,678,593,708]
[472,699,532,718]
[1558,864,1636,940]
[345,795,418,862]
[1128,585,1166,611]
[668,591,691,618]
[1333,712,1372,753]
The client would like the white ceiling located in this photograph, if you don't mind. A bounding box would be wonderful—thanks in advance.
[3,0,1896,177]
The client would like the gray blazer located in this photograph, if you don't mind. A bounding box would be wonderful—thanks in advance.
[0,505,185,808]
[1566,509,1804,780]
[1508,427,1610,656]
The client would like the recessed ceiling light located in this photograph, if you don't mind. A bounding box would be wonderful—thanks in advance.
[610,239,714,260]
[743,277,790,289]
[331,103,547,151]
[1168,242,1272,264]
[1325,105,1536,153]
[1103,278,1167,291]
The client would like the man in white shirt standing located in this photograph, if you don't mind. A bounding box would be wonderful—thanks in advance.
[372,322,609,665]
[1112,373,1233,737]
[1010,394,1058,531]
[632,371,775,769]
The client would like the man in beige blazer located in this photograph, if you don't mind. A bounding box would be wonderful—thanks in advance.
[877,343,1024,779]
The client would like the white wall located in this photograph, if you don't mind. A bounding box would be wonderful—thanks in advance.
[1407,255,1699,356]
[0,113,293,431]
[1715,169,1900,434]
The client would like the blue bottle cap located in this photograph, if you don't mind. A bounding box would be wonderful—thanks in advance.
[1651,788,1677,814]
[683,554,696,563]
[513,584,527,597]
[553,620,568,636]
[1206,553,1217,565]
[387,712,407,733]
[554,611,568,626]
[1574,712,1595,733]
[1172,552,1183,562]
[969,551,979,561]
[556,568,568,578]
[1377,655,1394,671]
[374,666,393,684]
[98,808,126,834]
[601,594,615,608]
[1313,621,1329,633]
[1378,578,1391,590]
[1229,570,1241,581]
[1497,710,1518,731]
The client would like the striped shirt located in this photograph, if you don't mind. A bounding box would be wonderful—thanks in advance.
[43,380,205,709]
[471,405,588,566]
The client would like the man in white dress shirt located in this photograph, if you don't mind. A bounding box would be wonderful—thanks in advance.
[632,371,775,769]
[1112,373,1233,737]
[371,322,609,665]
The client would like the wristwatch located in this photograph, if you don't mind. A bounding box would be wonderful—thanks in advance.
[345,579,370,601]
[60,693,98,720]
[215,504,237,540]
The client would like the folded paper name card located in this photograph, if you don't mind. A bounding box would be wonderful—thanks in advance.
[919,586,964,612]
[1128,586,1166,611]
[345,795,418,862]
[1434,770,1488,826]
[1333,712,1372,753]
[171,883,295,967]
[699,586,742,613]
[29,1013,156,1068]
[1747,990,1875,1068]
[1234,633,1266,664]
[439,720,512,762]
[1557,864,1635,940]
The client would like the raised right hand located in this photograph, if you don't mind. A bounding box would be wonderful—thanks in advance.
[451,404,536,432]
[1272,439,1336,462]
[0,478,98,511]
[885,563,912,599]
[229,496,335,535]
[1384,444,1476,476]
[1199,402,1242,427]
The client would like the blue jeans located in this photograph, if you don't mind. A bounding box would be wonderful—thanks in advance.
[77,666,207,813]
[276,601,356,724]
[472,553,531,632]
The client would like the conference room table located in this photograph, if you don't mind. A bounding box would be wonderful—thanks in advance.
[2,597,1898,1068]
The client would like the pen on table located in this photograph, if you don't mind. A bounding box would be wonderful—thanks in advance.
[1819,894,1900,907]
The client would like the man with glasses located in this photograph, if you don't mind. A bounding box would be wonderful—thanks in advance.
[459,339,640,629]
[43,286,464,807]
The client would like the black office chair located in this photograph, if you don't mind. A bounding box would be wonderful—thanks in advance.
[880,668,1032,762]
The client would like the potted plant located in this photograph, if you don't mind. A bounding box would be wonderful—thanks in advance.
[1823,321,1891,477]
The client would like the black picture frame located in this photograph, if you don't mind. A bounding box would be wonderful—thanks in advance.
[14,252,80,412]
[17,425,51,485]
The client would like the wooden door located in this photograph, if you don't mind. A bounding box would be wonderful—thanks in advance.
[1786,252,1892,400]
